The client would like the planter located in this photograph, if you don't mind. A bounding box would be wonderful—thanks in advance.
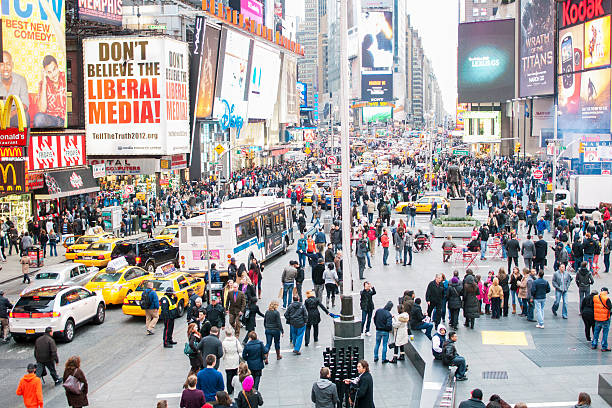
[431,224,475,238]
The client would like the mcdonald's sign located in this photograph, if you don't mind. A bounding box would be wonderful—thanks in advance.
[0,95,28,147]
[0,161,26,195]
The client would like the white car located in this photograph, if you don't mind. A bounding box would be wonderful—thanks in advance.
[10,285,106,342]
[20,263,99,296]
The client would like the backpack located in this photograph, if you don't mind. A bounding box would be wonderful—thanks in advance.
[441,340,453,366]
[140,289,151,310]
[559,247,569,263]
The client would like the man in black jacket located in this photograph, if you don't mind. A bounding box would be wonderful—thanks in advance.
[534,234,548,273]
[572,237,584,272]
[0,290,12,342]
[505,232,520,273]
[442,331,468,381]
[360,282,376,335]
[34,327,62,385]
[285,295,308,355]
[160,287,178,348]
[458,389,486,408]
[344,360,374,408]
[312,258,325,301]
[426,274,444,328]
[410,298,433,339]
[373,301,393,363]
[205,295,225,329]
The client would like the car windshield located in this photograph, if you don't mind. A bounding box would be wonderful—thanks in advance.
[75,236,98,245]
[88,243,113,251]
[159,227,178,236]
[135,280,173,292]
[13,296,55,313]
[113,243,135,256]
[35,272,59,280]
[91,271,123,282]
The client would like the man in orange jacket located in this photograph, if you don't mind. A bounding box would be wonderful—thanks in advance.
[592,287,612,352]
[16,363,43,408]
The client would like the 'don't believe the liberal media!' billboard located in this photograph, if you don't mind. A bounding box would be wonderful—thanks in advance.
[1,0,67,129]
[83,36,190,156]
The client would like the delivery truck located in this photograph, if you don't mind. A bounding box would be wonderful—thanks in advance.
[552,175,612,211]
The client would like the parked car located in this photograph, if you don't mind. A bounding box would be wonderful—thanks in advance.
[20,264,99,296]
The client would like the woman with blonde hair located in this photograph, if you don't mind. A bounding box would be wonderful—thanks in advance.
[231,362,251,395]
[62,356,88,408]
[263,300,283,360]
[222,328,243,395]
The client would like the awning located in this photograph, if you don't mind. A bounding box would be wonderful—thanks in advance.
[35,168,100,200]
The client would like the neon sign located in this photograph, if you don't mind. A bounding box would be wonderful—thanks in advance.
[218,99,244,138]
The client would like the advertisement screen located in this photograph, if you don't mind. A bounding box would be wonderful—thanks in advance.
[519,0,555,97]
[360,11,393,71]
[247,43,281,119]
[214,29,251,120]
[458,19,515,103]
[558,23,585,74]
[558,67,611,130]
[297,82,307,107]
[361,73,393,102]
[195,24,221,119]
[241,0,263,25]
[78,0,123,26]
[84,37,190,155]
[557,0,612,30]
[584,15,611,69]
[279,54,299,124]
[463,111,501,143]
[29,133,86,170]
[1,0,67,129]
[363,106,392,123]
[456,103,468,131]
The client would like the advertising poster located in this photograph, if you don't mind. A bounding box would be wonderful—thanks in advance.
[29,133,86,170]
[462,111,502,143]
[88,158,160,175]
[83,37,190,155]
[246,43,280,119]
[0,161,26,195]
[558,24,584,74]
[456,103,468,131]
[361,0,393,8]
[195,24,221,119]
[519,0,555,97]
[297,82,307,107]
[279,54,299,124]
[1,0,67,129]
[584,15,611,69]
[360,11,393,71]
[361,73,393,102]
[558,67,611,130]
[241,0,263,25]
[458,19,515,103]
[363,106,392,123]
[78,0,123,26]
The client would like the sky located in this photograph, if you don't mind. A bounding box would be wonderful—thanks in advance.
[405,1,459,115]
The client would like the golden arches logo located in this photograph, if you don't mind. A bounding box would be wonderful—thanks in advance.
[0,163,21,192]
[0,95,27,132]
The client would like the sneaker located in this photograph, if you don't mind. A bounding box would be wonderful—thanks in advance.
[373,358,379,362]
[535,324,542,328]
[552,309,557,317]
[455,376,468,381]
[54,379,63,386]
[146,330,154,335]
[603,348,611,352]
[592,345,598,349]
[366,332,372,336]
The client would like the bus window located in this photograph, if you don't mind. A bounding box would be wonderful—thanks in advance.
[191,227,204,238]
[180,227,188,244]
[236,224,248,244]
[264,214,273,236]
[247,219,258,238]
[279,211,286,230]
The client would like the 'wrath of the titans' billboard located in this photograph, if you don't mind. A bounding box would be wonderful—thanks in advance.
[520,0,555,97]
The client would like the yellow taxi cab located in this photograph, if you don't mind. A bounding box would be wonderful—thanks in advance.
[85,258,151,305]
[302,189,320,204]
[74,238,123,267]
[122,269,205,317]
[155,225,179,246]
[395,196,449,214]
[65,232,114,260]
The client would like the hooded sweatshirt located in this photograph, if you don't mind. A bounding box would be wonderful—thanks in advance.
[311,378,339,408]
[373,301,394,332]
[16,373,43,408]
[432,324,447,359]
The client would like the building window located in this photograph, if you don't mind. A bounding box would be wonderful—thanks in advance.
[473,8,479,16]
[66,59,72,83]
[480,8,487,15]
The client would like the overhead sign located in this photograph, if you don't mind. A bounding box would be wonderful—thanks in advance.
[533,169,543,179]
[327,156,337,166]
[29,134,86,171]
[0,147,24,161]
[83,37,190,155]
[78,0,123,26]
[558,0,611,29]
[452,149,469,156]
[241,0,263,25]
[92,163,106,178]
[0,95,28,146]
[0,161,26,195]
[88,158,160,175]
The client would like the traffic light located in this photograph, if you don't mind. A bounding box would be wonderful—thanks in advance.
[579,142,585,153]
[515,143,521,153]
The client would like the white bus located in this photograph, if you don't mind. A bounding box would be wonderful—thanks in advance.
[178,197,295,274]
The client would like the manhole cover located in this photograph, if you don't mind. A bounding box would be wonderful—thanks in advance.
[482,371,508,380]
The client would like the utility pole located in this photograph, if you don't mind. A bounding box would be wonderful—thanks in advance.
[551,103,558,230]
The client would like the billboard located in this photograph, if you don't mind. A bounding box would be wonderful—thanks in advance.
[456,103,468,131]
[29,133,86,171]
[241,0,263,25]
[519,0,555,97]
[558,67,611,130]
[297,81,307,107]
[247,43,281,119]
[361,73,393,102]
[584,15,611,69]
[363,106,392,123]
[360,11,393,71]
[559,23,585,75]
[279,54,299,124]
[0,161,26,195]
[557,0,612,30]
[458,20,515,103]
[1,0,67,129]
[78,0,122,26]
[463,111,502,143]
[83,37,190,155]
[195,24,221,119]
[361,0,393,8]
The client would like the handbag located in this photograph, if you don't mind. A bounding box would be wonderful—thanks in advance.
[242,390,253,408]
[236,338,245,363]
[63,369,83,395]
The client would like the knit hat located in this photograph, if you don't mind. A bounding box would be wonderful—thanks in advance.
[451,277,459,284]
[243,375,255,392]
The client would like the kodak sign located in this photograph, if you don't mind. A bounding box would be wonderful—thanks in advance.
[559,0,611,28]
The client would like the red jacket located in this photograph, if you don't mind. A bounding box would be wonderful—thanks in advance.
[381,234,390,248]
[16,373,43,408]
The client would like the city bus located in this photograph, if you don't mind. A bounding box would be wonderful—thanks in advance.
[178,197,294,274]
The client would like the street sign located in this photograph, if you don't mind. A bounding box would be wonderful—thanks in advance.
[125,185,134,194]
[452,149,469,156]
[215,144,225,155]
[327,156,337,166]
[533,169,543,180]
[304,147,311,154]
[603,170,611,175]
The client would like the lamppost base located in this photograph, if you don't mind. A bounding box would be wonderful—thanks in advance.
[333,294,364,359]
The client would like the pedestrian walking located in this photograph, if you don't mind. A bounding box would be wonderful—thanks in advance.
[142,281,160,335]
[0,289,13,342]
[592,287,612,351]
[281,261,297,309]
[356,237,368,279]
[373,301,393,363]
[304,290,330,347]
[552,264,572,319]
[21,253,30,284]
[425,274,444,329]
[235,376,263,408]
[311,367,339,408]
[16,363,43,408]
[227,283,246,337]
[360,281,376,335]
[196,326,224,370]
[214,391,236,408]
[403,230,413,266]
[380,229,390,265]
[48,230,58,257]
[34,327,62,385]
[263,300,283,361]
[62,356,88,408]
[576,262,595,306]
[242,331,266,390]
[241,298,265,345]
[532,270,551,328]
[521,235,535,269]
[580,291,597,342]
[221,328,242,395]
[179,375,206,408]
[323,263,338,308]
[284,294,308,355]
[196,354,225,403]
[186,323,203,373]
[160,287,178,347]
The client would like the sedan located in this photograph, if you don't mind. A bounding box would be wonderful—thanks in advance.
[20,264,99,296]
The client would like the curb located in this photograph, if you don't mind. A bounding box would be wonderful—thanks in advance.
[0,259,71,285]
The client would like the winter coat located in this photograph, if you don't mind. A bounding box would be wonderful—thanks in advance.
[425,280,444,305]
[242,339,266,371]
[236,390,264,408]
[311,379,339,408]
[222,336,243,370]
[305,296,329,325]
[263,310,284,333]
[34,333,58,364]
[360,288,376,312]
[392,312,410,346]
[285,301,308,328]
[353,371,375,408]
[16,373,43,408]
[462,279,480,319]
[531,278,551,300]
[580,294,595,320]
[576,267,594,291]
[487,283,504,300]
[373,301,393,332]
[518,276,529,299]
[447,282,463,310]
[62,367,89,407]
[410,303,426,329]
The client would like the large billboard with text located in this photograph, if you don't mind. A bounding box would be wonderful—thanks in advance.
[83,37,190,155]
[361,73,393,102]
[247,43,280,119]
[195,24,221,120]
[1,0,67,128]
[78,0,122,26]
[558,67,611,130]
[360,10,393,72]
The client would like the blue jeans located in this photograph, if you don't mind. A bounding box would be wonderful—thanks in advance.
[412,322,433,339]
[298,252,306,268]
[552,290,568,318]
[511,291,518,306]
[395,248,402,263]
[265,329,281,352]
[593,320,610,349]
[361,309,373,333]
[480,240,487,259]
[403,246,412,265]
[282,282,294,308]
[366,251,371,268]
[534,298,545,326]
[584,254,595,272]
[409,215,415,227]
[49,243,57,257]
[374,331,389,360]
[451,356,467,378]
[383,247,389,265]
[290,325,306,352]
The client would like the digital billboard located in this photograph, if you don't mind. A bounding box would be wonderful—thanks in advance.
[458,19,515,103]
[78,0,123,26]
[241,0,263,25]
[361,73,393,102]
[247,43,281,119]
[360,11,393,71]
[297,81,307,107]
[279,54,299,124]
[559,23,584,75]
[195,24,221,119]
[557,0,612,30]
[363,106,392,123]
[584,15,611,69]
[83,37,190,155]
[1,0,67,128]
[519,0,555,97]
[558,67,611,130]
